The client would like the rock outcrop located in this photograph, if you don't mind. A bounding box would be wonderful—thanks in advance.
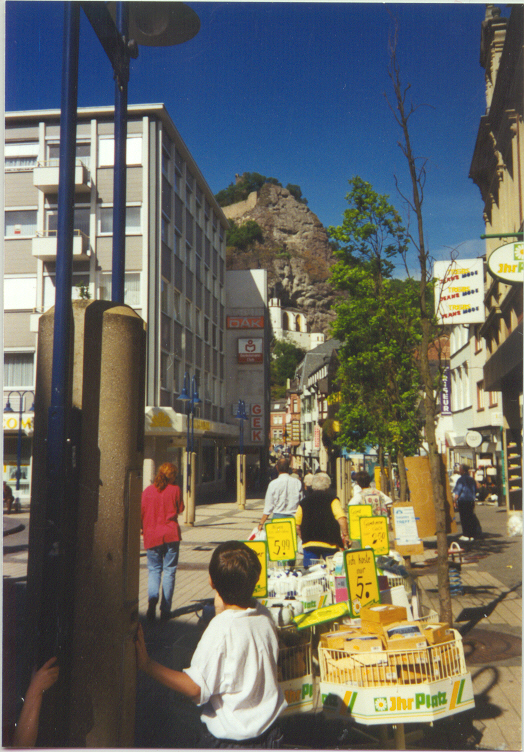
[223,183,337,334]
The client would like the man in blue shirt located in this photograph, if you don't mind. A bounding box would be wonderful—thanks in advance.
[453,464,480,541]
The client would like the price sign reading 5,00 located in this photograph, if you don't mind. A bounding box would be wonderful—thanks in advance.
[265,519,297,561]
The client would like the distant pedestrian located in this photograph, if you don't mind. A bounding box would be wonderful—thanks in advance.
[141,462,184,621]
[453,464,481,541]
[258,458,303,531]
[3,481,14,515]
[350,471,392,516]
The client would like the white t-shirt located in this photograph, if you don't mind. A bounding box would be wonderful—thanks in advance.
[263,473,303,517]
[184,602,286,740]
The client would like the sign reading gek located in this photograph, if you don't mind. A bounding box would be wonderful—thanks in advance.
[265,518,297,561]
[344,548,380,617]
[487,241,524,284]
[251,403,264,443]
[238,338,263,364]
[244,539,268,598]
[434,258,485,324]
[359,516,389,556]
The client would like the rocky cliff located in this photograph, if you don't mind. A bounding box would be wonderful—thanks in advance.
[223,183,337,334]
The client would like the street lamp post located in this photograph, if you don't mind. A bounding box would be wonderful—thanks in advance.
[179,372,201,525]
[4,391,35,512]
[235,400,247,509]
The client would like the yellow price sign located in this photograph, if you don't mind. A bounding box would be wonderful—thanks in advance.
[348,504,373,540]
[293,601,350,630]
[359,516,389,556]
[344,548,380,617]
[264,518,297,561]
[244,539,268,598]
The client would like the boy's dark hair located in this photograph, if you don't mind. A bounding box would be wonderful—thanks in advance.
[355,471,371,489]
[209,541,261,608]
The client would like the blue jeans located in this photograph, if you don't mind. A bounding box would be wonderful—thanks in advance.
[303,546,337,568]
[146,541,180,613]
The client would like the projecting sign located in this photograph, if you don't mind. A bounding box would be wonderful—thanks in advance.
[434,258,485,324]
[487,242,524,284]
[465,430,484,448]
[227,316,264,329]
[238,338,263,364]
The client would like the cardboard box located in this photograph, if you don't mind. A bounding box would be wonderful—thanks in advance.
[321,629,361,649]
[361,604,407,626]
[385,622,428,651]
[344,635,384,653]
[420,622,454,645]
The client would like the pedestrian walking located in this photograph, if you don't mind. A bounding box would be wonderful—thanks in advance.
[453,464,482,541]
[258,458,303,531]
[141,462,184,621]
[295,472,350,567]
[3,481,14,515]
[349,471,392,516]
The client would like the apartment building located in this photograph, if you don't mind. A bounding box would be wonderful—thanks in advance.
[469,5,523,509]
[4,103,237,504]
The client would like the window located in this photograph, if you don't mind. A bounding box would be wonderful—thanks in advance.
[98,272,140,306]
[4,277,37,310]
[99,206,141,234]
[97,135,142,167]
[47,141,91,167]
[273,415,283,426]
[195,308,202,337]
[173,290,181,320]
[185,300,192,328]
[161,279,169,314]
[5,210,37,237]
[43,273,91,309]
[474,325,483,354]
[4,353,34,387]
[47,206,90,236]
[477,381,485,411]
[5,142,38,170]
[489,391,498,408]
[160,352,169,390]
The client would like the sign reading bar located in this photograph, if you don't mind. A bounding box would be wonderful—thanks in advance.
[344,548,380,617]
[244,539,268,597]
[238,338,263,364]
[227,316,264,329]
[434,258,485,324]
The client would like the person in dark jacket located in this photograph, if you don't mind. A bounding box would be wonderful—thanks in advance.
[295,472,350,567]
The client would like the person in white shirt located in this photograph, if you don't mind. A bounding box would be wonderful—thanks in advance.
[258,458,303,531]
[135,541,286,747]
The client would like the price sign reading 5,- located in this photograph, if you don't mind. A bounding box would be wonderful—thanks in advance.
[265,519,297,561]
[344,548,380,617]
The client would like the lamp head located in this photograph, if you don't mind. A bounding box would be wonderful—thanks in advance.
[4,400,14,413]
[124,2,200,47]
[178,372,190,402]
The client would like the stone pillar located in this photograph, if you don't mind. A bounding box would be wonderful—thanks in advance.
[237,454,246,509]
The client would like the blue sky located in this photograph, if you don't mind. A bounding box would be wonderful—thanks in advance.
[6,2,498,275]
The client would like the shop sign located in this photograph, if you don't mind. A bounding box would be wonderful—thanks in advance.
[434,258,485,323]
[440,367,451,416]
[320,674,474,724]
[280,678,315,715]
[393,505,421,547]
[314,425,321,449]
[487,241,524,284]
[3,414,34,433]
[251,415,263,430]
[193,418,211,432]
[348,504,373,540]
[238,338,263,364]
[227,316,264,329]
[465,430,483,448]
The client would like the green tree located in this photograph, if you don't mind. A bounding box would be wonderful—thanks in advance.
[328,177,422,498]
[270,339,305,400]
[285,184,308,205]
[215,173,281,207]
[226,220,264,251]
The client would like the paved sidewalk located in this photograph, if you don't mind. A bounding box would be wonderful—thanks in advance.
[3,497,522,749]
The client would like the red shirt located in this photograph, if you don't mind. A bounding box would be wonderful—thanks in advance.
[141,483,184,549]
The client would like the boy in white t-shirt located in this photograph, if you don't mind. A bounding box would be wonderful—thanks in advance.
[135,541,286,748]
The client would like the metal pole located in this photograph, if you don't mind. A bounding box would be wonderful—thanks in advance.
[15,393,23,492]
[112,1,129,304]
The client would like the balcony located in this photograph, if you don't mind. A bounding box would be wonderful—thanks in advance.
[33,159,90,193]
[32,230,90,261]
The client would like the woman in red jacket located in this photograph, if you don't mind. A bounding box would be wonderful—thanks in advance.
[141,462,184,621]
